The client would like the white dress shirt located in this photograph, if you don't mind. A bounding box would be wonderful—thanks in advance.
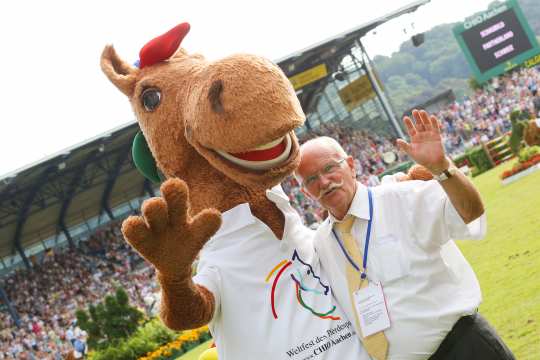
[193,185,370,360]
[314,181,487,360]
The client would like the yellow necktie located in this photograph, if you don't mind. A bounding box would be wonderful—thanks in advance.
[335,215,388,360]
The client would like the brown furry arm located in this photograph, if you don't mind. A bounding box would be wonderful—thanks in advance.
[158,274,215,330]
[121,179,222,331]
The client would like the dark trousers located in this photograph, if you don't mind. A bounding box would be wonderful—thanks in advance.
[429,313,515,360]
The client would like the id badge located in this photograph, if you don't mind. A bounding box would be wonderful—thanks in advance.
[353,282,391,337]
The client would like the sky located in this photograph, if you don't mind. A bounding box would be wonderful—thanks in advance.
[0,0,494,177]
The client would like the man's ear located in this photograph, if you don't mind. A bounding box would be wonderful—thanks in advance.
[346,156,356,178]
[100,45,137,97]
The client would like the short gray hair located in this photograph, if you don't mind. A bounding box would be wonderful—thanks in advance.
[301,136,347,157]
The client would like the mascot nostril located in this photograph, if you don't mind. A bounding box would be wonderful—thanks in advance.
[208,80,224,114]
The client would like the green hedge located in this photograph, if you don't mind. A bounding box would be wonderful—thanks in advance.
[88,319,212,360]
[466,146,493,176]
[88,318,177,360]
[452,153,470,168]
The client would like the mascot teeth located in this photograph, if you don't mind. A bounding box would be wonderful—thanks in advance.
[216,135,292,170]
[253,137,284,150]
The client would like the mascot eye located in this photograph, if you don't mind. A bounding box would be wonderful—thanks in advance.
[141,88,161,112]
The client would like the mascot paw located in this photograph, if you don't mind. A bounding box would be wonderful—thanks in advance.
[121,178,222,278]
[407,164,434,181]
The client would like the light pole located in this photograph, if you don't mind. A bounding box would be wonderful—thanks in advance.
[355,39,406,139]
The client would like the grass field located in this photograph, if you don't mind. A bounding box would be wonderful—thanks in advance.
[177,161,539,359]
[457,161,540,359]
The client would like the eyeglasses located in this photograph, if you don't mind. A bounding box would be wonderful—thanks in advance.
[301,159,346,189]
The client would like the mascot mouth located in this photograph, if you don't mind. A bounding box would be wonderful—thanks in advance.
[215,134,292,170]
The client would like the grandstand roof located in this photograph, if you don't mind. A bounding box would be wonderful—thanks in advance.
[276,0,430,115]
[0,0,429,263]
[0,121,146,260]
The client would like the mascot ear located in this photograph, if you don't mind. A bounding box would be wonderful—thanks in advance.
[132,131,162,184]
[101,45,137,97]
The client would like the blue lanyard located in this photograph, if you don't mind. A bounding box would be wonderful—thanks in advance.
[331,188,373,280]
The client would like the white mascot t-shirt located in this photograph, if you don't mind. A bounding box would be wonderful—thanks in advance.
[194,186,369,360]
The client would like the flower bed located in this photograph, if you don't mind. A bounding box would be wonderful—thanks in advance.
[500,153,540,185]
[139,325,211,360]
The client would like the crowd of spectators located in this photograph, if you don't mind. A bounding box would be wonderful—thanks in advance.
[0,65,538,358]
[436,66,540,157]
[0,221,159,359]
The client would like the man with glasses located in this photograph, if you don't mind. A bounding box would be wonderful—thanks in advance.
[295,110,514,360]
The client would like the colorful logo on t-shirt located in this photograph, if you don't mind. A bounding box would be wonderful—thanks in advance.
[265,249,340,320]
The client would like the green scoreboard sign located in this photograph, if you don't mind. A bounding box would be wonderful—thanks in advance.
[453,0,540,83]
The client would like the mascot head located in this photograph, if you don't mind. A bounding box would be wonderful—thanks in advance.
[101,23,305,191]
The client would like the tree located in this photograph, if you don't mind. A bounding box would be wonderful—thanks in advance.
[468,77,483,91]
[76,287,144,350]
[509,110,530,155]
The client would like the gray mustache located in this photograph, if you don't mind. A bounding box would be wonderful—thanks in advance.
[316,180,344,200]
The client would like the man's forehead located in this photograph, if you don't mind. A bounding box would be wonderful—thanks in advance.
[298,143,343,175]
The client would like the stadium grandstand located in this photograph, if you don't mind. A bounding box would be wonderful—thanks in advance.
[2,0,540,357]
[0,0,429,277]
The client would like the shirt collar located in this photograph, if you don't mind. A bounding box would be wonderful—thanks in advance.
[211,185,290,239]
[265,184,291,206]
[212,203,256,239]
